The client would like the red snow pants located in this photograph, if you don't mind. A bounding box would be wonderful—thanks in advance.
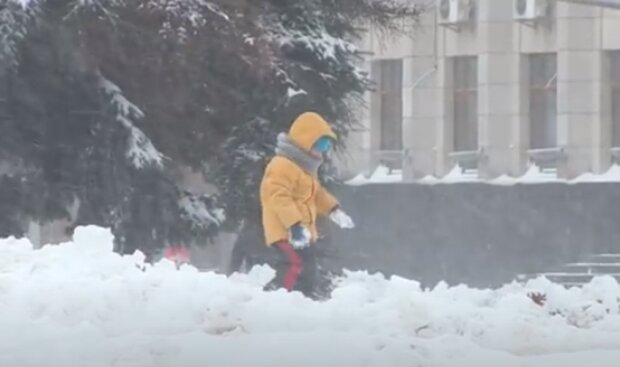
[263,241,318,297]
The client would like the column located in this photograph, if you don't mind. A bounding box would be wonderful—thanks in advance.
[477,0,517,179]
[402,10,439,179]
[556,2,602,178]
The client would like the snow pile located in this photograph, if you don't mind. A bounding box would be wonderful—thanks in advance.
[1,226,620,366]
[346,164,403,185]
[491,164,559,185]
[348,163,620,186]
[419,164,480,184]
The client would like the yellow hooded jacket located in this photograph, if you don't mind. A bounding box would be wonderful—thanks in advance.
[260,112,339,246]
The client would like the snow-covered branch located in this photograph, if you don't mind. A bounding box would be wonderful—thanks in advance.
[0,0,39,71]
[144,0,231,42]
[97,72,165,170]
[269,22,358,64]
[179,192,225,230]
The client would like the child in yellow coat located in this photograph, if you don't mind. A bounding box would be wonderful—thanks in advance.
[260,112,354,297]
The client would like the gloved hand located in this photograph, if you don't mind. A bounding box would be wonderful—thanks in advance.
[329,208,355,229]
[289,223,311,250]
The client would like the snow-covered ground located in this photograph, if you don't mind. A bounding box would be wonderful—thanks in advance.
[1,226,620,367]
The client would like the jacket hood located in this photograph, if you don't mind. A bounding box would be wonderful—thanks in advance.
[287,112,337,153]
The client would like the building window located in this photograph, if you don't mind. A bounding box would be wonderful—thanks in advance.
[453,56,478,152]
[529,53,557,150]
[610,51,620,148]
[377,59,403,151]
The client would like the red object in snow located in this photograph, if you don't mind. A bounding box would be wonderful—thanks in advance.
[165,246,191,265]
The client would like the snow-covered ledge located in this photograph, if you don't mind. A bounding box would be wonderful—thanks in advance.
[369,149,411,171]
[527,146,565,173]
[448,147,486,175]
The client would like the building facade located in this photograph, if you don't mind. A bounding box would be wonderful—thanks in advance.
[339,0,620,181]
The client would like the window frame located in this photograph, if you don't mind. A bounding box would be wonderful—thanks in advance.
[452,56,479,153]
[377,58,403,151]
[528,53,558,150]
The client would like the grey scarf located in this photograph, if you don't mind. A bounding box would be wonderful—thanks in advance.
[275,133,323,175]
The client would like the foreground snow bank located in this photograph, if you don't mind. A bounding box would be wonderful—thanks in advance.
[1,226,620,367]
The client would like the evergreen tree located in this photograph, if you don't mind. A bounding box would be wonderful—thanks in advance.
[0,0,423,257]
[0,0,227,256]
[214,0,422,228]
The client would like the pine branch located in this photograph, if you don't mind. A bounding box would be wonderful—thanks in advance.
[96,71,166,170]
[0,0,39,73]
